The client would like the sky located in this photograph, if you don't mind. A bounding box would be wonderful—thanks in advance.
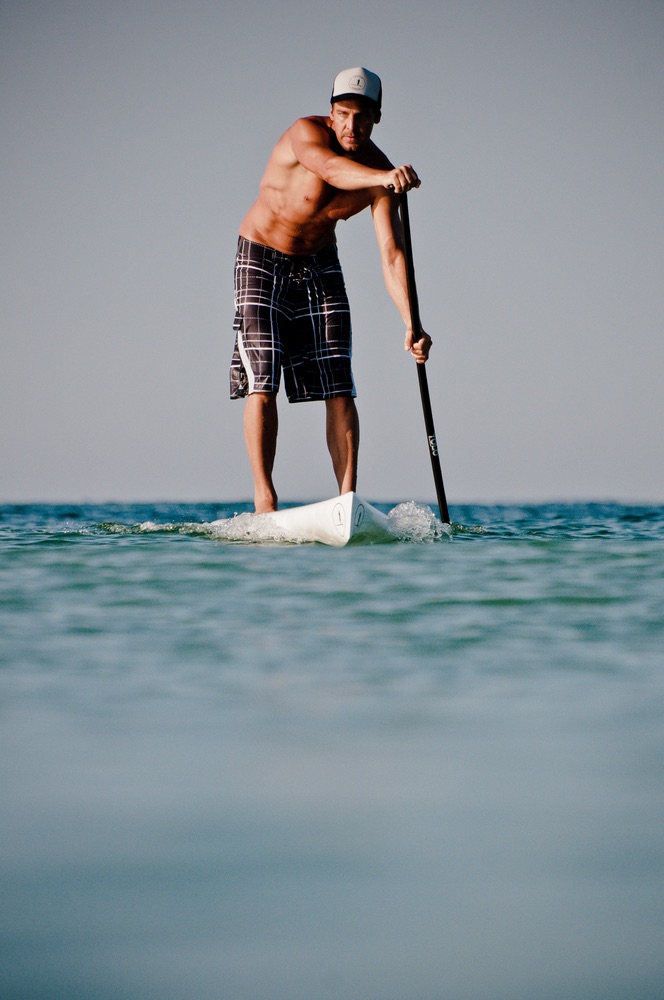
[2,0,663,503]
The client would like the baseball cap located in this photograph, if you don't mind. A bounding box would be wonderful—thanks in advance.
[331,67,382,111]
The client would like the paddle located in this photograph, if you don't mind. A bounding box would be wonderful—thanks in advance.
[398,191,451,524]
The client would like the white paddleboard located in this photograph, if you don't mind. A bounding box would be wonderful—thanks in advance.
[213,492,397,546]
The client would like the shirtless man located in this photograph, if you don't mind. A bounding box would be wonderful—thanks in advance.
[229,67,431,512]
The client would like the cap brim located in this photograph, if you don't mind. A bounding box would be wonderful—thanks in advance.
[331,92,380,109]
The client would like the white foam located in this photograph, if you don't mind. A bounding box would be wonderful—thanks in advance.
[387,501,451,542]
[209,512,293,544]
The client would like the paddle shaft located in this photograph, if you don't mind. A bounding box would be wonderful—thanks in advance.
[398,191,451,524]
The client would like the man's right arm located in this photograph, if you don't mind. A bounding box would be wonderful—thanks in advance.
[289,118,419,194]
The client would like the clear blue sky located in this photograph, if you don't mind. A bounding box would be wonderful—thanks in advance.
[2,0,663,502]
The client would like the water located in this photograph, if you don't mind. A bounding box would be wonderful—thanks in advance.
[1,501,663,1000]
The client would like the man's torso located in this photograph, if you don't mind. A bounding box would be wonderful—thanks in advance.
[239,116,388,255]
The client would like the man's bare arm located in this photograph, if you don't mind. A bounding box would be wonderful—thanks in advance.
[372,192,432,363]
[290,118,420,193]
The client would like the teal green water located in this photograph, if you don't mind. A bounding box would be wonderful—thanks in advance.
[1,502,663,999]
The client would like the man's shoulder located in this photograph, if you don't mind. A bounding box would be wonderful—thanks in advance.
[272,116,330,155]
[288,115,331,138]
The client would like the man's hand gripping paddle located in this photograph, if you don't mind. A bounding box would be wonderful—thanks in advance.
[398,191,451,525]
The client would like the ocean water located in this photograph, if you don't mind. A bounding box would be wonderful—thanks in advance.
[1,500,663,1000]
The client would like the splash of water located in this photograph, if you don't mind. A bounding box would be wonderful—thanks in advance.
[387,501,450,542]
[207,512,294,544]
[80,504,478,545]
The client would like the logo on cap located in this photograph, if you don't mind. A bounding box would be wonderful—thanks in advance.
[349,75,365,90]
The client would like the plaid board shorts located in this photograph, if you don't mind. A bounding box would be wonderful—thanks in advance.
[229,237,356,403]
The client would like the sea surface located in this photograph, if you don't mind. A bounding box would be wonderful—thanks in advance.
[1,500,663,1000]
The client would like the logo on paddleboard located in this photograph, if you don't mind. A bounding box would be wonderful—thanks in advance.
[354,504,365,528]
[332,502,346,536]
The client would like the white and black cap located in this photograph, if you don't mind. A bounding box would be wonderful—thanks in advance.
[331,67,382,112]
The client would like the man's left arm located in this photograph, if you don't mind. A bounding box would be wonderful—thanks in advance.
[371,192,432,363]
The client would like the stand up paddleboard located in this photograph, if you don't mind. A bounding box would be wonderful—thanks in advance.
[213,492,397,547]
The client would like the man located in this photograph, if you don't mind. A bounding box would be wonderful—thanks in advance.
[230,67,431,513]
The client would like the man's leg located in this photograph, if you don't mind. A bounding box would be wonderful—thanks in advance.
[244,391,279,513]
[325,396,359,495]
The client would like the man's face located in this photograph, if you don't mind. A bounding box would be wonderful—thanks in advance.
[329,99,377,153]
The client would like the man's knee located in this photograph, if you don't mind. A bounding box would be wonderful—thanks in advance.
[325,394,356,411]
[248,391,278,407]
